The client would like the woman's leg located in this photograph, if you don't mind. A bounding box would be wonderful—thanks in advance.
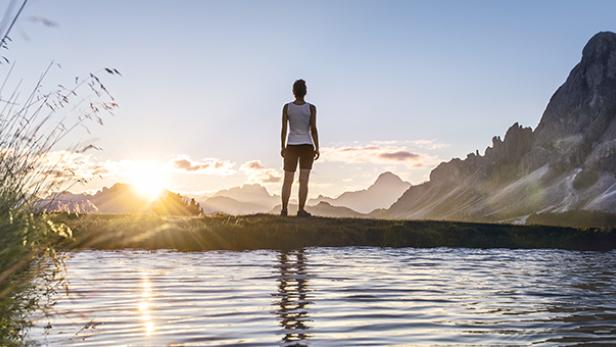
[298,169,310,211]
[281,170,294,211]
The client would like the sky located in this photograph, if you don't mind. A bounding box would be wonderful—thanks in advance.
[3,0,616,198]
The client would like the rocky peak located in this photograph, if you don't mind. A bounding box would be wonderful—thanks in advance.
[535,32,616,141]
[429,122,534,184]
[582,31,616,67]
[485,123,533,163]
[239,184,270,195]
[529,31,616,173]
[579,31,616,91]
[373,171,405,186]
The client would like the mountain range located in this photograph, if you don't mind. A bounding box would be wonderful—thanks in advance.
[40,170,410,218]
[197,184,279,215]
[381,31,616,225]
[198,172,409,216]
[309,171,411,213]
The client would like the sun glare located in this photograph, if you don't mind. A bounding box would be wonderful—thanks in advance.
[127,162,167,200]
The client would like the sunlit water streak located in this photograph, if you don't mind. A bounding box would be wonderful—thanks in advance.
[28,248,616,346]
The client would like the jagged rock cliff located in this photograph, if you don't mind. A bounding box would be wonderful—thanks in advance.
[386,32,616,223]
[35,192,99,214]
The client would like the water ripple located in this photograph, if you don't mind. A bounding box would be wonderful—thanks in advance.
[28,247,616,346]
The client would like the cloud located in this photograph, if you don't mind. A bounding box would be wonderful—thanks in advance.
[321,143,438,168]
[240,160,282,183]
[242,160,265,170]
[372,139,450,150]
[378,151,420,161]
[171,155,236,175]
[410,139,450,150]
[261,171,283,183]
[40,151,109,183]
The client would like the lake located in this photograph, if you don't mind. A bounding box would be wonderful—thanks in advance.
[28,248,616,346]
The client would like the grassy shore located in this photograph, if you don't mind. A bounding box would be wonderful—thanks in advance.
[54,214,616,251]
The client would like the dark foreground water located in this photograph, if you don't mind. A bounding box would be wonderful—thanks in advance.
[28,248,616,346]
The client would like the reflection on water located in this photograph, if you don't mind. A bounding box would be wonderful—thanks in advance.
[275,250,311,346]
[27,248,616,346]
[139,273,155,336]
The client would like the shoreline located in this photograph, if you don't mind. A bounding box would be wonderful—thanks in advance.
[55,214,616,252]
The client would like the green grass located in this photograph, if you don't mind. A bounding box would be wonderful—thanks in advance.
[527,210,616,228]
[55,213,616,251]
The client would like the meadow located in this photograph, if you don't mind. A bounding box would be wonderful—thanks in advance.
[56,213,616,251]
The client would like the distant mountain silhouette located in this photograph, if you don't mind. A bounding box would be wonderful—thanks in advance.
[201,196,273,215]
[310,172,411,213]
[384,32,616,224]
[198,184,279,215]
[201,183,372,217]
[271,201,364,218]
[212,184,279,204]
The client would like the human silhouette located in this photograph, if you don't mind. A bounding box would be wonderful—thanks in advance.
[280,79,320,217]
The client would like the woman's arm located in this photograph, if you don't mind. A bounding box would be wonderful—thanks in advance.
[281,104,288,157]
[310,104,320,160]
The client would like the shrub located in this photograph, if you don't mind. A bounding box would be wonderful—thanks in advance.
[0,2,119,343]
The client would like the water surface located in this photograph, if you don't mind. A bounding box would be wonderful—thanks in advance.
[29,248,616,346]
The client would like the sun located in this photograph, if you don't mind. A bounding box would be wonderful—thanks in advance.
[132,176,165,200]
[127,162,167,200]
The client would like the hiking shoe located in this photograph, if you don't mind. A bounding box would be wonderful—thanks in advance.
[280,208,288,217]
[297,209,312,218]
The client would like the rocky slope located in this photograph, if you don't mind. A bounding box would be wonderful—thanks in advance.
[35,192,99,214]
[386,32,616,223]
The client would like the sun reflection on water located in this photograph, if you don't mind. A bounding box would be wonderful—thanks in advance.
[139,273,155,336]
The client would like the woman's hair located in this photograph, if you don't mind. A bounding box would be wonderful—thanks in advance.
[293,79,307,98]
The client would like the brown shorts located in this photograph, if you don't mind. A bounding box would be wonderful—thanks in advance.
[283,144,315,172]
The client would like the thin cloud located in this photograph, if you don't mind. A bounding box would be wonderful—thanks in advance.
[372,139,450,150]
[378,151,420,161]
[321,143,436,167]
[41,151,109,182]
[242,160,265,170]
[240,160,282,183]
[411,139,450,150]
[261,171,282,183]
[171,155,236,175]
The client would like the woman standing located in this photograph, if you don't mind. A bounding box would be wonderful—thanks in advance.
[280,79,320,217]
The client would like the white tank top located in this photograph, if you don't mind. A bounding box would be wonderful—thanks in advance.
[286,102,313,145]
